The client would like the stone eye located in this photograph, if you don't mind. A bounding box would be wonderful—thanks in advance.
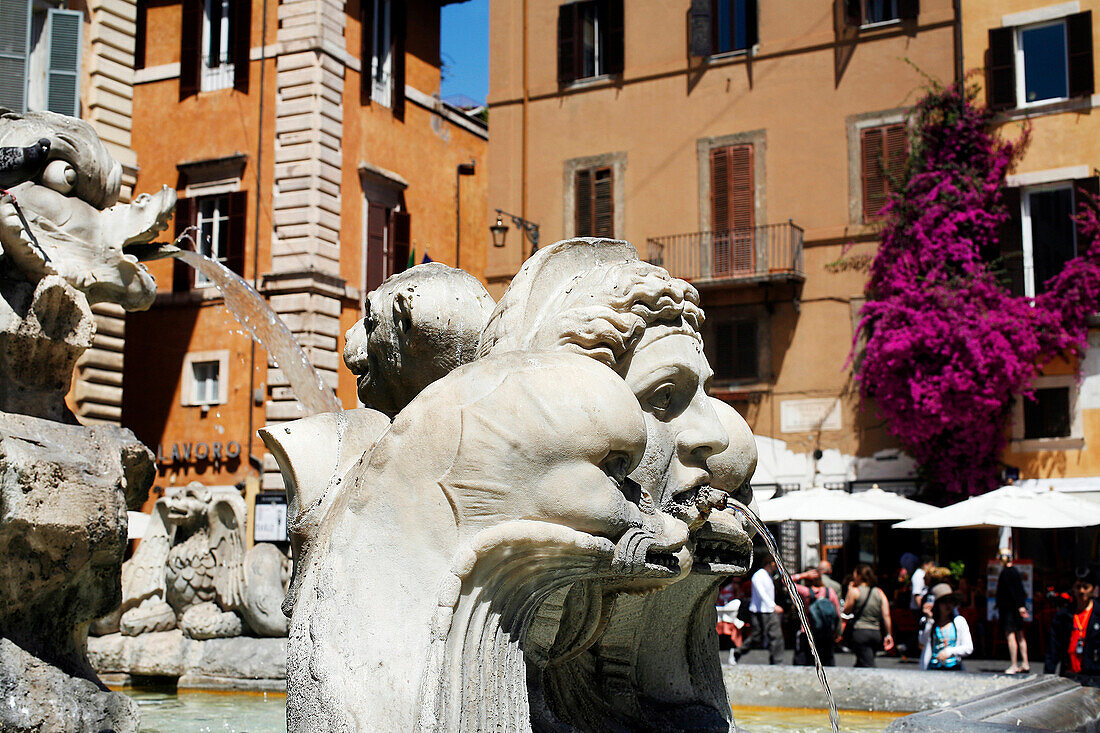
[41,159,76,194]
[648,384,674,412]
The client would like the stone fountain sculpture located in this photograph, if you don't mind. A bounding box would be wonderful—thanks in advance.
[266,240,759,732]
[0,110,175,733]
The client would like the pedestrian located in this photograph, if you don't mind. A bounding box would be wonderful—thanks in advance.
[1044,566,1100,686]
[739,557,785,664]
[791,567,841,666]
[843,563,895,667]
[996,548,1031,674]
[919,583,973,671]
[817,559,843,601]
[910,555,934,620]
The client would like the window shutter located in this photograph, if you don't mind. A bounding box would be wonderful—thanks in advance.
[173,197,196,292]
[0,0,30,113]
[46,9,82,117]
[711,146,730,233]
[365,202,387,291]
[558,3,577,84]
[391,210,410,273]
[233,0,252,93]
[224,191,247,277]
[996,187,1024,297]
[689,0,711,57]
[728,145,754,230]
[593,167,614,237]
[1075,175,1100,207]
[1067,11,1094,99]
[602,0,624,76]
[179,0,203,100]
[986,26,1016,111]
[861,127,886,221]
[884,123,908,194]
[391,0,406,120]
[843,0,861,26]
[360,0,374,104]
[745,0,758,48]
[575,168,593,236]
[135,0,147,70]
[898,0,919,21]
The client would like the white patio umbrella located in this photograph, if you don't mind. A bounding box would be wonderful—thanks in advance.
[892,485,1100,530]
[756,488,909,523]
[856,487,937,519]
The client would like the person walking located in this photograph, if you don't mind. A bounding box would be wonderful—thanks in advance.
[843,564,895,667]
[739,558,785,664]
[996,549,1031,674]
[817,560,843,601]
[919,583,973,671]
[1045,567,1100,686]
[791,568,841,666]
[910,555,934,620]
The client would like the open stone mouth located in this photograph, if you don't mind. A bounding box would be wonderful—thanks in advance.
[693,532,752,575]
[643,548,681,575]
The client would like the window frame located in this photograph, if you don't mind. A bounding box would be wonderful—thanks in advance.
[557,0,623,86]
[563,151,626,238]
[200,0,234,92]
[180,350,230,407]
[861,0,901,28]
[1019,181,1077,298]
[370,0,393,107]
[194,194,231,287]
[1014,18,1070,109]
[704,305,770,388]
[1011,374,1084,452]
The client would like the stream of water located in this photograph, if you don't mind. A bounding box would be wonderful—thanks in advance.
[173,248,342,416]
[730,501,841,733]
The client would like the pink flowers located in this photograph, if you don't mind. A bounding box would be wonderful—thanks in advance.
[855,80,1100,495]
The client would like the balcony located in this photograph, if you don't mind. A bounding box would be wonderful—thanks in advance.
[645,221,805,286]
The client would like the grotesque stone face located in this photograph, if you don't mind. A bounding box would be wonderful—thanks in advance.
[162,484,213,534]
[344,263,495,415]
[0,111,175,312]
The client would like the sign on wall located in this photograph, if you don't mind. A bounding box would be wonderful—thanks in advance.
[780,398,842,433]
[254,491,288,543]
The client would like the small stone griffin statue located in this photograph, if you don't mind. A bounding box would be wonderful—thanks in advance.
[118,483,290,639]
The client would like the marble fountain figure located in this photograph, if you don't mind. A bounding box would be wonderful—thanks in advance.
[0,110,174,733]
[264,240,762,732]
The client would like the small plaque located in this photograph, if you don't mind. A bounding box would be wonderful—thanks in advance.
[780,398,842,433]
[254,493,288,542]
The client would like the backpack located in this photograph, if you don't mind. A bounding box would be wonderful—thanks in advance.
[808,590,839,636]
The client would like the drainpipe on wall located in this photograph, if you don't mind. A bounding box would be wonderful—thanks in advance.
[247,0,270,475]
[953,0,963,86]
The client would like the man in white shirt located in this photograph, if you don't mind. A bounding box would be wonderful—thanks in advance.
[738,558,785,664]
[910,555,934,614]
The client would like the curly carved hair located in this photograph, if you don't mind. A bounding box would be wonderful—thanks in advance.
[479,246,703,374]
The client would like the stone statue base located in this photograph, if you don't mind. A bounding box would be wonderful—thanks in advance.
[89,631,287,692]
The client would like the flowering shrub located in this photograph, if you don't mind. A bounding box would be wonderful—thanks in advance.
[855,80,1100,495]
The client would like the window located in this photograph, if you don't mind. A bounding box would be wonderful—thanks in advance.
[574,166,614,237]
[713,319,758,381]
[842,0,917,27]
[1023,387,1071,439]
[172,192,247,291]
[179,0,250,99]
[860,123,907,222]
[0,0,82,116]
[364,201,410,294]
[1011,374,1083,450]
[987,12,1093,111]
[688,0,757,57]
[557,0,623,84]
[710,144,754,276]
[360,0,405,112]
[181,350,229,406]
[996,178,1095,297]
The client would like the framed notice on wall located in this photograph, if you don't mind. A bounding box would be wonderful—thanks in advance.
[987,559,1034,622]
[254,491,288,543]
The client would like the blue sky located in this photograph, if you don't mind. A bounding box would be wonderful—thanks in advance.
[441,0,489,106]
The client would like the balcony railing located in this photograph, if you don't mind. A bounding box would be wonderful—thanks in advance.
[645,221,805,285]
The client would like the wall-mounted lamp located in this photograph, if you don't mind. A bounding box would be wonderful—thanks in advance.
[490,208,540,254]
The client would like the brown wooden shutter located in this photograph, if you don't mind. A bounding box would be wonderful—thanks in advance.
[365,202,387,291]
[602,0,624,76]
[173,197,195,292]
[898,0,919,20]
[1067,11,1094,99]
[997,187,1025,297]
[558,3,577,84]
[391,0,406,121]
[689,0,711,57]
[711,144,753,275]
[179,0,202,100]
[593,167,614,237]
[987,27,1016,111]
[843,0,861,26]
[884,123,908,194]
[575,168,593,236]
[360,0,374,104]
[710,146,730,233]
[135,0,147,70]
[745,0,758,48]
[861,127,886,221]
[392,209,411,273]
[224,191,247,276]
[233,0,251,92]
[1076,175,1100,207]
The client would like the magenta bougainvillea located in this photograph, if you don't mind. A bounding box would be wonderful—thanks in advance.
[855,80,1100,495]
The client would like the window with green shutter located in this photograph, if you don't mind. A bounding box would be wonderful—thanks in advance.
[0,0,31,113]
[0,0,82,117]
[46,9,81,117]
